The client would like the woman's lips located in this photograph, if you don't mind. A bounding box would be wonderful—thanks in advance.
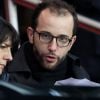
[0,64,5,69]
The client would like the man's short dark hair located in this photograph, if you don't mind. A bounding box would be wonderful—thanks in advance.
[31,0,78,35]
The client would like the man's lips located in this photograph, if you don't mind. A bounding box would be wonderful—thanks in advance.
[45,55,57,63]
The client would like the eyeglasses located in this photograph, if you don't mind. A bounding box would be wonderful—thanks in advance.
[35,30,72,47]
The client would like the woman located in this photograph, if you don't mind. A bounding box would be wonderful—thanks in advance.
[0,17,19,78]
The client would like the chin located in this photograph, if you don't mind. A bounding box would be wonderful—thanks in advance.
[43,63,57,70]
[0,70,3,75]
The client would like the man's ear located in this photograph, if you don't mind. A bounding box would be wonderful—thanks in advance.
[27,27,34,44]
[70,35,77,47]
[68,35,77,51]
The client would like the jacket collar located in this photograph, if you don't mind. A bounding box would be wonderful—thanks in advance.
[8,42,31,72]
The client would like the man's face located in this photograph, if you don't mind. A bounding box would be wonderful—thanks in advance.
[28,9,76,70]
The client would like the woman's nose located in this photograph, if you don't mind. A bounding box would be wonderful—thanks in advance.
[4,48,13,61]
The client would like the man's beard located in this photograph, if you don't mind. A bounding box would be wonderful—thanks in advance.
[33,45,66,70]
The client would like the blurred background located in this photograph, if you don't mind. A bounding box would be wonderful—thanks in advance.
[0,0,100,83]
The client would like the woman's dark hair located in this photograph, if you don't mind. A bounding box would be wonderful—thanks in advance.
[31,0,78,35]
[0,17,20,56]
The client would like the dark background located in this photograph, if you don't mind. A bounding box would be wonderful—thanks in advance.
[64,0,100,83]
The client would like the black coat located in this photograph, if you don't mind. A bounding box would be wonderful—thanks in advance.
[5,42,89,87]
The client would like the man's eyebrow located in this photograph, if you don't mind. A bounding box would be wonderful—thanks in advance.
[39,30,70,37]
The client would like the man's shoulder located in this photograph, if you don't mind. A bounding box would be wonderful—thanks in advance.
[67,53,80,66]
[67,53,90,79]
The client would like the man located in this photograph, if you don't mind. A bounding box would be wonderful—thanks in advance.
[7,0,89,87]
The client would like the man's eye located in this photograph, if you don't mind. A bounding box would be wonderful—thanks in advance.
[41,32,51,39]
[58,36,68,42]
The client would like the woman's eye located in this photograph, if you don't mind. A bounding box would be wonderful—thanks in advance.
[0,45,6,49]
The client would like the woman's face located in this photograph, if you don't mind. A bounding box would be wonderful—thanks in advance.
[0,39,13,75]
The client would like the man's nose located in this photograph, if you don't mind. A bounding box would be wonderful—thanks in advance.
[4,48,13,61]
[48,39,57,51]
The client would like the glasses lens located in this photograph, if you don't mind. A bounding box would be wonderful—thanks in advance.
[40,32,52,43]
[57,35,71,47]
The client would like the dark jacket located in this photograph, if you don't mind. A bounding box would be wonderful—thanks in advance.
[5,42,89,87]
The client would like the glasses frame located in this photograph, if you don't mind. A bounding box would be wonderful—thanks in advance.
[35,30,73,47]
